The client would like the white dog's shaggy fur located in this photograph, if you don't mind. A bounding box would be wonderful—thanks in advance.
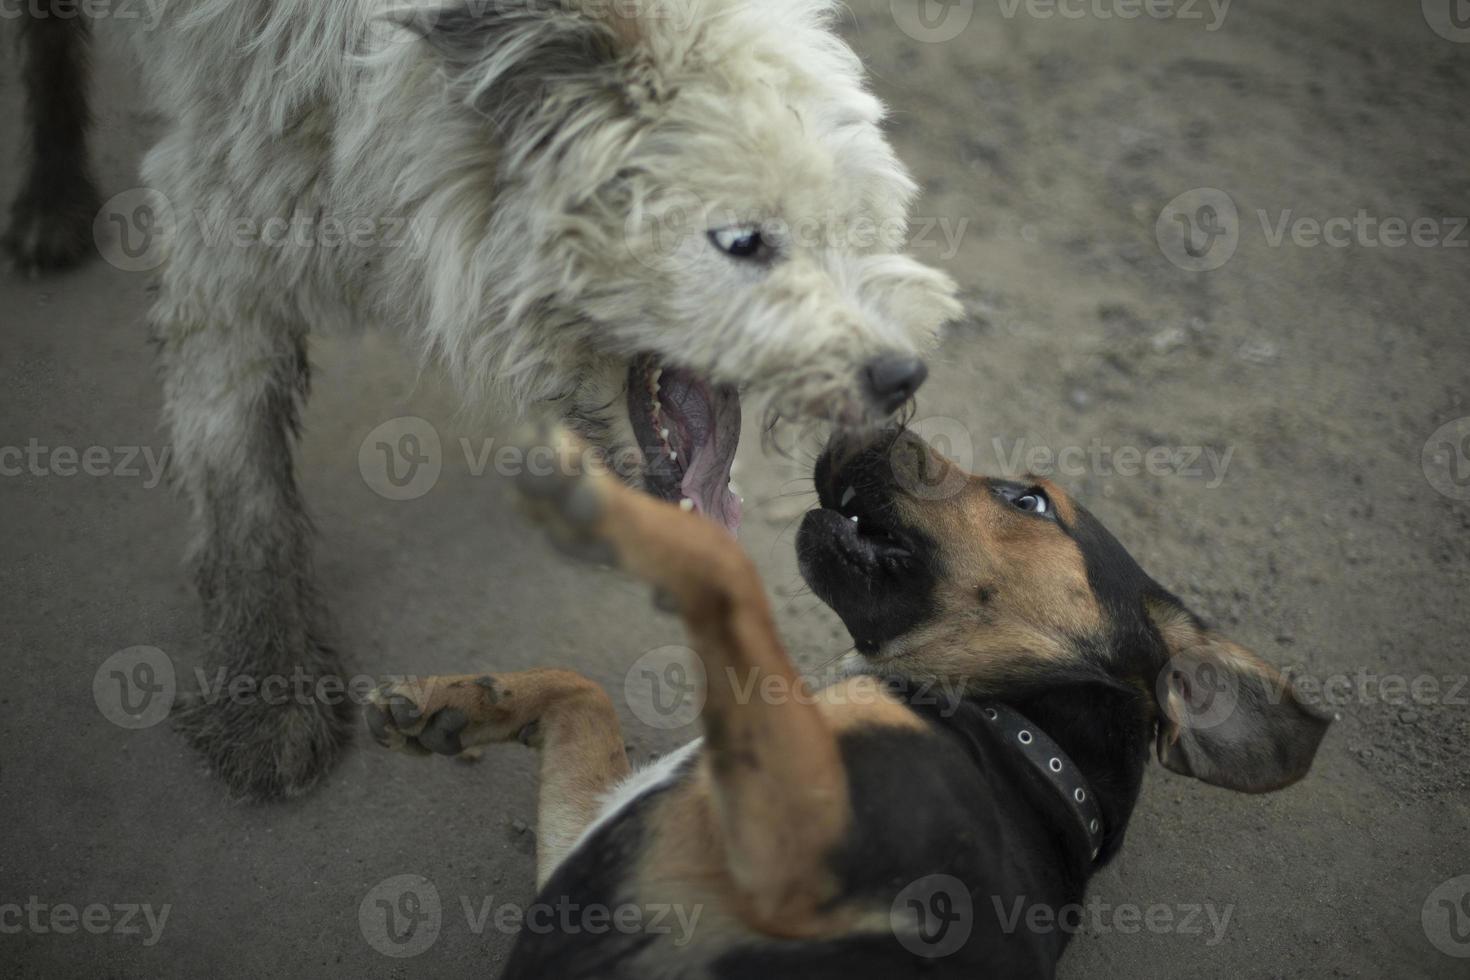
[9,0,960,799]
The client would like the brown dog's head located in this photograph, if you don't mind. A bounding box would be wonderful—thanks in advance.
[797,429,1330,794]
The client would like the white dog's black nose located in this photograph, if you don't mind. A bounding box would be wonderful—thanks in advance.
[863,355,929,414]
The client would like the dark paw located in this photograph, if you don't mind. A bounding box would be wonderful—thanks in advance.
[366,682,480,758]
[4,176,100,276]
[365,675,526,757]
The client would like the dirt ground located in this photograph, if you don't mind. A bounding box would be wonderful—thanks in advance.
[2,0,1467,977]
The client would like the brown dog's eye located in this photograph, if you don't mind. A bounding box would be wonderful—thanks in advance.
[1013,489,1050,515]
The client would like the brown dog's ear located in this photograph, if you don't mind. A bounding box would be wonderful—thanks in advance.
[1147,599,1330,793]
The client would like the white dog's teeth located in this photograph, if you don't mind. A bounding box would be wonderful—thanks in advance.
[679,498,695,512]
[840,486,857,509]
[728,481,742,497]
[850,515,860,524]
[669,449,678,461]
[661,428,671,440]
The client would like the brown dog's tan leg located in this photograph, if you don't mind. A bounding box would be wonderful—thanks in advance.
[367,669,630,886]
[515,433,852,935]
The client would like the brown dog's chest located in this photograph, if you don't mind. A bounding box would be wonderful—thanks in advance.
[504,697,1095,979]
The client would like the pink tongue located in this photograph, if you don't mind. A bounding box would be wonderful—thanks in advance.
[682,456,742,532]
[672,382,742,533]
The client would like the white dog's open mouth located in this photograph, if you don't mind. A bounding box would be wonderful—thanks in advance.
[628,355,743,533]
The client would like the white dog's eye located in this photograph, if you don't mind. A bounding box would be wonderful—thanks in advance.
[708,226,769,261]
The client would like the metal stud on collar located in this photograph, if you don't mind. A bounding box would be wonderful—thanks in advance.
[978,701,1106,865]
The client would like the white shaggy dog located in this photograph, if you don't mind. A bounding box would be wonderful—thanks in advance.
[5,0,960,800]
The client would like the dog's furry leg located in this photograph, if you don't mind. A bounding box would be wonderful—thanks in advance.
[514,431,855,936]
[366,670,631,886]
[159,315,351,802]
[3,10,100,274]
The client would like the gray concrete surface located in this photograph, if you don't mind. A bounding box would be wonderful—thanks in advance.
[2,0,1468,977]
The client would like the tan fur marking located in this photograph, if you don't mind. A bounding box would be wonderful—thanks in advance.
[815,675,929,732]
[872,439,1103,689]
[561,462,859,937]
[371,669,630,887]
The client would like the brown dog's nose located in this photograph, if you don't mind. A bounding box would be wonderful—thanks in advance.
[863,355,928,414]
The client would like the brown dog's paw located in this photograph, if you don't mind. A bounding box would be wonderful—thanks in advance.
[510,424,619,565]
[365,675,525,758]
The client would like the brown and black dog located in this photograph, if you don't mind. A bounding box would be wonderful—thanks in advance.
[366,427,1329,977]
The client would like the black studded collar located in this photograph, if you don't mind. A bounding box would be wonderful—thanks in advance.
[883,678,1106,867]
[974,700,1106,864]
